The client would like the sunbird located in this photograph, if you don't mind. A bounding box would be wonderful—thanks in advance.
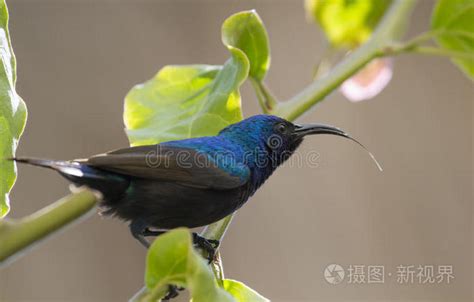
[13,115,381,257]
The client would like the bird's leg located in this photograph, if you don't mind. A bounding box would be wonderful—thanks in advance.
[192,233,220,263]
[129,219,150,248]
[129,220,219,264]
[129,222,184,300]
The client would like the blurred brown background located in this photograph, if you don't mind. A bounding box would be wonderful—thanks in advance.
[1,0,472,301]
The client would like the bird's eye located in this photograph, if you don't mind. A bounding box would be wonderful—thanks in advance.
[276,123,287,133]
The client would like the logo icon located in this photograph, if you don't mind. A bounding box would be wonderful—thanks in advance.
[324,264,345,285]
[266,134,283,149]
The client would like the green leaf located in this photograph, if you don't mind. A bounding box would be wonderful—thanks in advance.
[124,47,248,146]
[305,0,392,48]
[0,0,27,218]
[223,279,269,302]
[145,228,234,302]
[222,10,270,81]
[431,0,474,79]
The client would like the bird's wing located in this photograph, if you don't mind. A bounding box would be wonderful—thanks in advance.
[81,145,250,190]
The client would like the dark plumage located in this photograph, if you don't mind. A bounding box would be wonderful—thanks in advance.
[13,115,380,250]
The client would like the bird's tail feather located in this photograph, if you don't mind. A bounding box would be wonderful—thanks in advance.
[11,157,85,178]
[11,157,130,204]
[12,157,62,170]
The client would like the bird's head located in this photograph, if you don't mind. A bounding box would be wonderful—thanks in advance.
[219,114,382,170]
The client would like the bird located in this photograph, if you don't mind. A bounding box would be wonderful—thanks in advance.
[12,114,381,257]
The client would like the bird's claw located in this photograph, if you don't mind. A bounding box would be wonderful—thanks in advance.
[192,233,220,263]
[130,220,220,263]
[162,285,184,301]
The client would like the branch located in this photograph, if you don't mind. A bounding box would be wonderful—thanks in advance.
[200,0,418,276]
[0,188,100,266]
[250,78,278,113]
[410,46,474,59]
[387,44,474,60]
[273,0,417,120]
[381,30,474,59]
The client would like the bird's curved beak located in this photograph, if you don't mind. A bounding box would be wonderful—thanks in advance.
[293,123,383,171]
[293,123,349,140]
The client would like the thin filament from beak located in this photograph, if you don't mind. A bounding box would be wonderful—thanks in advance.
[344,135,383,172]
[295,123,383,171]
